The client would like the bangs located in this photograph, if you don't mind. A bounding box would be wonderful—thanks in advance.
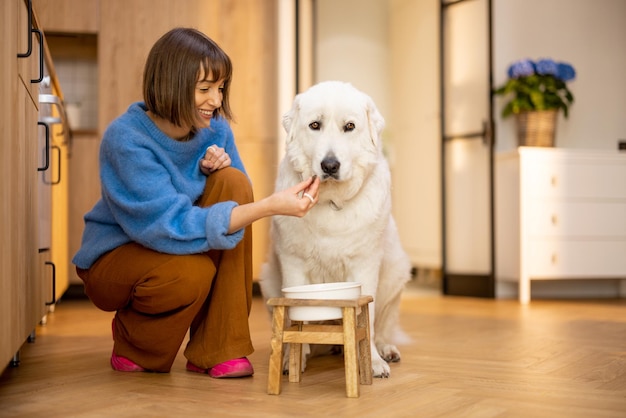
[200,54,231,84]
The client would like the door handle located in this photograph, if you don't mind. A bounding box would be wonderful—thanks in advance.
[45,261,56,306]
[43,145,61,186]
[443,119,492,146]
[17,0,32,58]
[37,122,50,172]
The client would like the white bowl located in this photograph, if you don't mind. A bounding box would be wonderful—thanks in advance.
[282,282,362,321]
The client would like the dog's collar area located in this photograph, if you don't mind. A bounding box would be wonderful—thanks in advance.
[329,200,343,211]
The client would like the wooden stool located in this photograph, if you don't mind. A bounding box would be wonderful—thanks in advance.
[266,295,374,398]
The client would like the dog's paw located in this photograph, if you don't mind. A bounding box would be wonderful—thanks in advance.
[281,343,310,375]
[379,343,401,363]
[281,344,290,374]
[372,356,391,378]
[301,344,310,370]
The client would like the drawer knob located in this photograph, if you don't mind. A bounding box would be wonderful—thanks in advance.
[550,176,558,187]
[551,253,558,265]
[551,214,558,225]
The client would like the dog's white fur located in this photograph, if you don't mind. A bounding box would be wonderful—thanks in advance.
[259,81,411,378]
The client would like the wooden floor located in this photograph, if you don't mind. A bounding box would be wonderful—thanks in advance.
[1,283,625,418]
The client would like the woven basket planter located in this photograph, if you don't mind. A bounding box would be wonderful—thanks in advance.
[515,110,557,147]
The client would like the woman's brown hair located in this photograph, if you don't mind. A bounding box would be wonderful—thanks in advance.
[143,27,233,128]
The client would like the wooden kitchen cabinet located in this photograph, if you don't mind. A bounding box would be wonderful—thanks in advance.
[495,147,626,304]
[37,35,72,305]
[0,0,20,370]
[0,0,67,368]
[0,0,58,370]
[42,65,71,307]
[32,0,99,34]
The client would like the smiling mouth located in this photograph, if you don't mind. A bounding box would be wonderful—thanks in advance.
[198,109,213,117]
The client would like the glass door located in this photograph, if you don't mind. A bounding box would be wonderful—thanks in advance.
[440,0,495,297]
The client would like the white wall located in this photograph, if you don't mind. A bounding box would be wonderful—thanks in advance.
[315,0,441,269]
[314,0,390,116]
[388,0,441,268]
[493,0,626,152]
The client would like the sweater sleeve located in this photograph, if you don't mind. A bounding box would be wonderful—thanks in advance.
[99,125,243,254]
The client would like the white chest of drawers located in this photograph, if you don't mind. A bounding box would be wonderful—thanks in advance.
[495,147,626,303]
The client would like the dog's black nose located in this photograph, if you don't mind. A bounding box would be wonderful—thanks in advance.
[321,156,340,175]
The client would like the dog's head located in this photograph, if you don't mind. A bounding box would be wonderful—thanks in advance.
[282,81,385,185]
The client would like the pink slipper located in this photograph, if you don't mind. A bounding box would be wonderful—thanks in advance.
[111,351,146,372]
[185,361,209,374]
[186,358,254,378]
[110,318,145,372]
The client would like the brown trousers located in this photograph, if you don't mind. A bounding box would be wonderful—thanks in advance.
[76,167,254,372]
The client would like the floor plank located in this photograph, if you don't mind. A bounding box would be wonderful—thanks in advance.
[1,285,625,417]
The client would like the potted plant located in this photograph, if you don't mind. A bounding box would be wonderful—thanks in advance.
[494,58,576,147]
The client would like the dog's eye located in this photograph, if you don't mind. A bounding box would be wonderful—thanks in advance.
[344,122,355,132]
[309,121,321,130]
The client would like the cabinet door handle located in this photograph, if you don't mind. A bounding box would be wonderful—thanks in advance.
[31,29,43,84]
[17,0,32,58]
[45,261,56,306]
[37,122,50,172]
[43,145,61,185]
[16,1,44,84]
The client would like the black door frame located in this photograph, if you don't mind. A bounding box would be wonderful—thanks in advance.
[439,0,496,298]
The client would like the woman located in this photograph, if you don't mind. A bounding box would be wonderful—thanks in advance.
[72,27,319,378]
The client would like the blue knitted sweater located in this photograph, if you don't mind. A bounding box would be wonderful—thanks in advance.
[72,102,248,269]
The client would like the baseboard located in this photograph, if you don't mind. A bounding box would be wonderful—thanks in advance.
[62,284,88,300]
[496,279,625,300]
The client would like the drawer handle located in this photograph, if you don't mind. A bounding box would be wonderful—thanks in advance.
[43,145,61,185]
[37,122,50,172]
[551,214,558,226]
[17,0,32,58]
[45,261,56,306]
[551,253,558,265]
[31,29,43,83]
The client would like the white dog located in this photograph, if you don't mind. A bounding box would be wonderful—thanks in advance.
[259,81,411,378]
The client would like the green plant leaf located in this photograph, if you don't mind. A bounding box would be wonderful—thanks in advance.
[494,65,575,118]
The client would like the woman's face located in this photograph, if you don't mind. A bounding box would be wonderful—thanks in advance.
[194,68,225,129]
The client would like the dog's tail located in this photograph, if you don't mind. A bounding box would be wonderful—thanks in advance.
[258,250,283,310]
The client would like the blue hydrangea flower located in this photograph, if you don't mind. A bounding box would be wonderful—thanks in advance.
[535,58,559,76]
[557,62,576,81]
[507,59,535,78]
[496,57,576,119]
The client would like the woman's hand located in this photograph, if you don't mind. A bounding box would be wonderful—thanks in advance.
[227,175,321,234]
[200,145,231,175]
[268,175,321,218]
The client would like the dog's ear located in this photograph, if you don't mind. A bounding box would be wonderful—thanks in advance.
[282,95,300,144]
[366,96,385,149]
